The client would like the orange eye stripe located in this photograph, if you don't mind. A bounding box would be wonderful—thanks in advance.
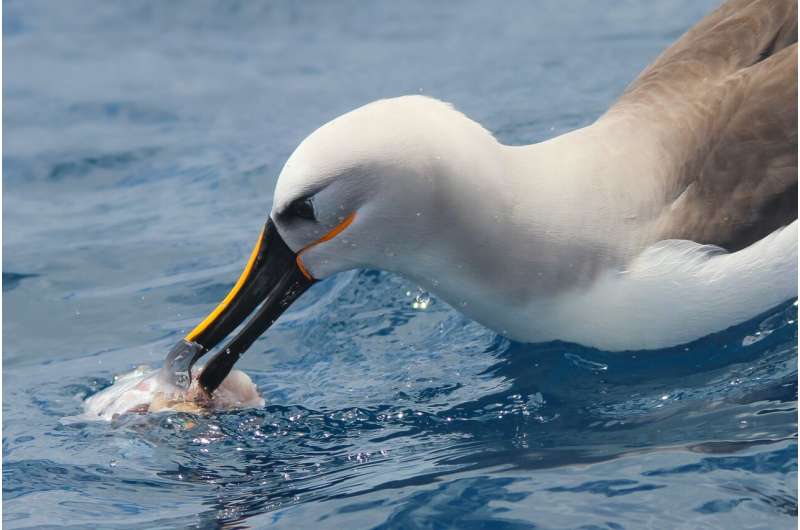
[183,212,355,342]
[296,212,356,281]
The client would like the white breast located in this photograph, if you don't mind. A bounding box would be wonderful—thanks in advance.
[530,221,798,350]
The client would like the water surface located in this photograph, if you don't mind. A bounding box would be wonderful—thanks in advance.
[4,1,797,528]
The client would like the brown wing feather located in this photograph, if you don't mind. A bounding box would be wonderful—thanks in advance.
[604,0,797,251]
[668,44,797,250]
[626,0,796,89]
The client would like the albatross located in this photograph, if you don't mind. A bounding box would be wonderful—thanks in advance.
[162,0,798,395]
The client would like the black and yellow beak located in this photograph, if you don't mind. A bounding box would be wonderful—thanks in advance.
[161,218,314,394]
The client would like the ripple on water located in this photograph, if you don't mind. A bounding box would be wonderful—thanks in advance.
[5,281,796,528]
[4,0,796,527]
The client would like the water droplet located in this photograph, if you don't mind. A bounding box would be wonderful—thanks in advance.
[411,289,431,310]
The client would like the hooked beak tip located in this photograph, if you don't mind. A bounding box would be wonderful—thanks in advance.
[161,218,313,393]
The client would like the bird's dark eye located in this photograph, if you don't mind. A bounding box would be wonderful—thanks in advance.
[287,196,316,221]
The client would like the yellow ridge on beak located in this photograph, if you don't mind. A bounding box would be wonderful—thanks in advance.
[184,228,265,342]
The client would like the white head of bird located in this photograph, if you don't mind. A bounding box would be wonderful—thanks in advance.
[165,1,800,395]
[271,96,536,325]
[164,94,795,398]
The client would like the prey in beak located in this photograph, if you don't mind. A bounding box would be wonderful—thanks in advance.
[161,218,315,395]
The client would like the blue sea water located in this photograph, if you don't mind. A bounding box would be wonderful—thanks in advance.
[3,1,797,528]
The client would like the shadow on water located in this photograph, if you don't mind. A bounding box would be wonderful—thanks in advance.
[2,272,39,292]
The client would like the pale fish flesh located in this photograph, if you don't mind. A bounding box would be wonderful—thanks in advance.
[75,365,264,421]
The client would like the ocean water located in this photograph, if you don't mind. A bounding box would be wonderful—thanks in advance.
[3,1,797,528]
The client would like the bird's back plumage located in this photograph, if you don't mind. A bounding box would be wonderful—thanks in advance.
[605,0,797,251]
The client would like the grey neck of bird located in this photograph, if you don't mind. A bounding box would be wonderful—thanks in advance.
[390,117,667,325]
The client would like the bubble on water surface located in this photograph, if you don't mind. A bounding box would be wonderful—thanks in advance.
[411,288,431,310]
